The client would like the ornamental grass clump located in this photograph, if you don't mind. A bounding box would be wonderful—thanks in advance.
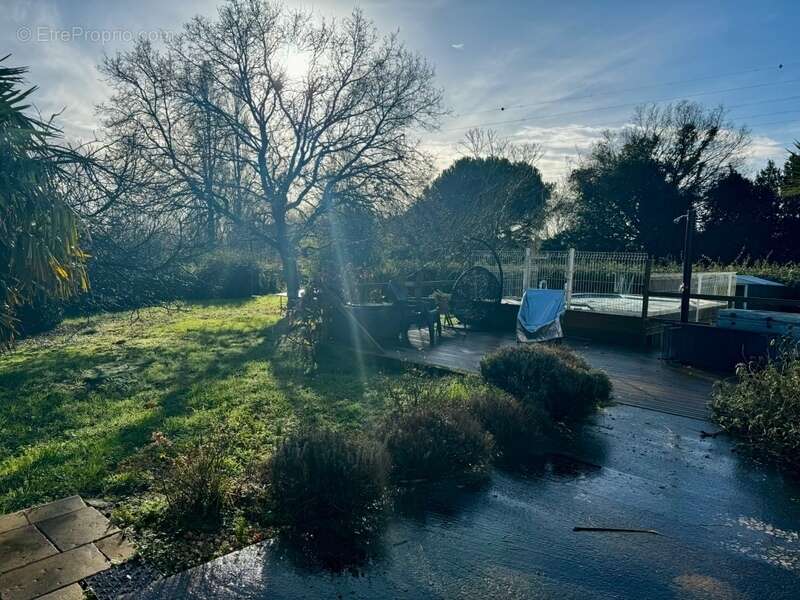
[712,347,800,469]
[264,429,390,539]
[480,344,611,421]
[381,404,494,483]
[151,433,235,528]
[466,389,552,460]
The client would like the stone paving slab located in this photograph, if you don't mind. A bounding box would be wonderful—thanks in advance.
[0,511,28,535]
[37,507,119,552]
[37,583,85,599]
[0,525,59,574]
[94,532,136,565]
[24,496,86,525]
[0,543,108,600]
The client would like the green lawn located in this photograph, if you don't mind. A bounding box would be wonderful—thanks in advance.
[0,295,452,513]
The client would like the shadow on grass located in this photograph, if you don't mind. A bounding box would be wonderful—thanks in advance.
[1,296,448,512]
[0,308,294,509]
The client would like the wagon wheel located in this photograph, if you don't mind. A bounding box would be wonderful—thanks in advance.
[450,266,502,327]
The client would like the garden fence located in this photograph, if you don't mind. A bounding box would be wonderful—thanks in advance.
[471,248,734,320]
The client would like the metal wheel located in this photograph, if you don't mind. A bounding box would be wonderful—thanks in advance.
[450,266,502,327]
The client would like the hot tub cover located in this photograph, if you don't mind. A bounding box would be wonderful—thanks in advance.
[517,289,566,342]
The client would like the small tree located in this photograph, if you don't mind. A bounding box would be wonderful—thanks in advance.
[398,143,551,259]
[700,168,780,262]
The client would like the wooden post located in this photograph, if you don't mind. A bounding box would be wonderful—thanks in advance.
[565,248,576,309]
[641,257,652,320]
[522,246,532,294]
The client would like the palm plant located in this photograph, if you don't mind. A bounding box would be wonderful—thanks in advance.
[0,55,87,349]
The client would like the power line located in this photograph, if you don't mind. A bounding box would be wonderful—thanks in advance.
[438,78,800,133]
[737,108,800,121]
[745,117,800,129]
[427,108,800,149]
[451,61,798,118]
[727,94,800,110]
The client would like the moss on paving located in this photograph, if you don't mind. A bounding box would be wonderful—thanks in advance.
[0,296,461,514]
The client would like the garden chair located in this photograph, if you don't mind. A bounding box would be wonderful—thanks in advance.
[387,280,441,345]
[516,288,566,343]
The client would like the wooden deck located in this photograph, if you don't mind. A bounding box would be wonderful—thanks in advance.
[369,328,715,421]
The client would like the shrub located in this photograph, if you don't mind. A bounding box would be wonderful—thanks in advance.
[190,251,281,300]
[466,389,552,459]
[264,429,389,538]
[151,433,234,528]
[480,344,611,421]
[711,348,800,469]
[15,294,65,337]
[382,405,494,482]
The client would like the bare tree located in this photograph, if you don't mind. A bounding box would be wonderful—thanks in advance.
[458,127,543,166]
[629,101,750,195]
[100,1,443,304]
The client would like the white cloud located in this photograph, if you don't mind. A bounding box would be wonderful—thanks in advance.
[743,134,793,173]
[422,123,624,183]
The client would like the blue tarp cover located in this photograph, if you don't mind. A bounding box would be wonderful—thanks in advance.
[517,288,566,342]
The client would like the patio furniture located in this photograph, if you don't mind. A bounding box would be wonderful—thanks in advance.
[450,266,502,329]
[433,290,455,329]
[516,288,566,342]
[387,281,441,345]
[330,302,406,349]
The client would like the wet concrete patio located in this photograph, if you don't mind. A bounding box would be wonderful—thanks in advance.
[130,403,800,599]
[365,329,716,420]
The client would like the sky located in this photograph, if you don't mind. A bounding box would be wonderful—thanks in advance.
[3,0,800,182]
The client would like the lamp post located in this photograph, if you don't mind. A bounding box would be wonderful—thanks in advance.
[675,208,696,323]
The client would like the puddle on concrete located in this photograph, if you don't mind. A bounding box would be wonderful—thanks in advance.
[721,515,800,572]
[672,574,745,600]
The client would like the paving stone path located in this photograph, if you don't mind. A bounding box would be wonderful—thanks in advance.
[0,496,135,600]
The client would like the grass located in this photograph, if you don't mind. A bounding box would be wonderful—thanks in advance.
[0,295,456,514]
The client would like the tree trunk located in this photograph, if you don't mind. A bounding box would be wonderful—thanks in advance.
[207,204,217,246]
[281,248,300,307]
[275,211,300,307]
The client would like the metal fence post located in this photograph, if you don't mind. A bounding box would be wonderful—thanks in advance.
[679,208,696,323]
[565,248,575,309]
[641,257,652,320]
[695,273,704,322]
[522,247,532,294]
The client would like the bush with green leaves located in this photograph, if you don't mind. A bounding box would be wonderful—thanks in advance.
[712,347,800,469]
[189,251,281,300]
[264,429,390,538]
[382,404,494,482]
[480,344,611,421]
[466,389,552,459]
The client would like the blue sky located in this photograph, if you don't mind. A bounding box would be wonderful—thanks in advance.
[3,0,799,180]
